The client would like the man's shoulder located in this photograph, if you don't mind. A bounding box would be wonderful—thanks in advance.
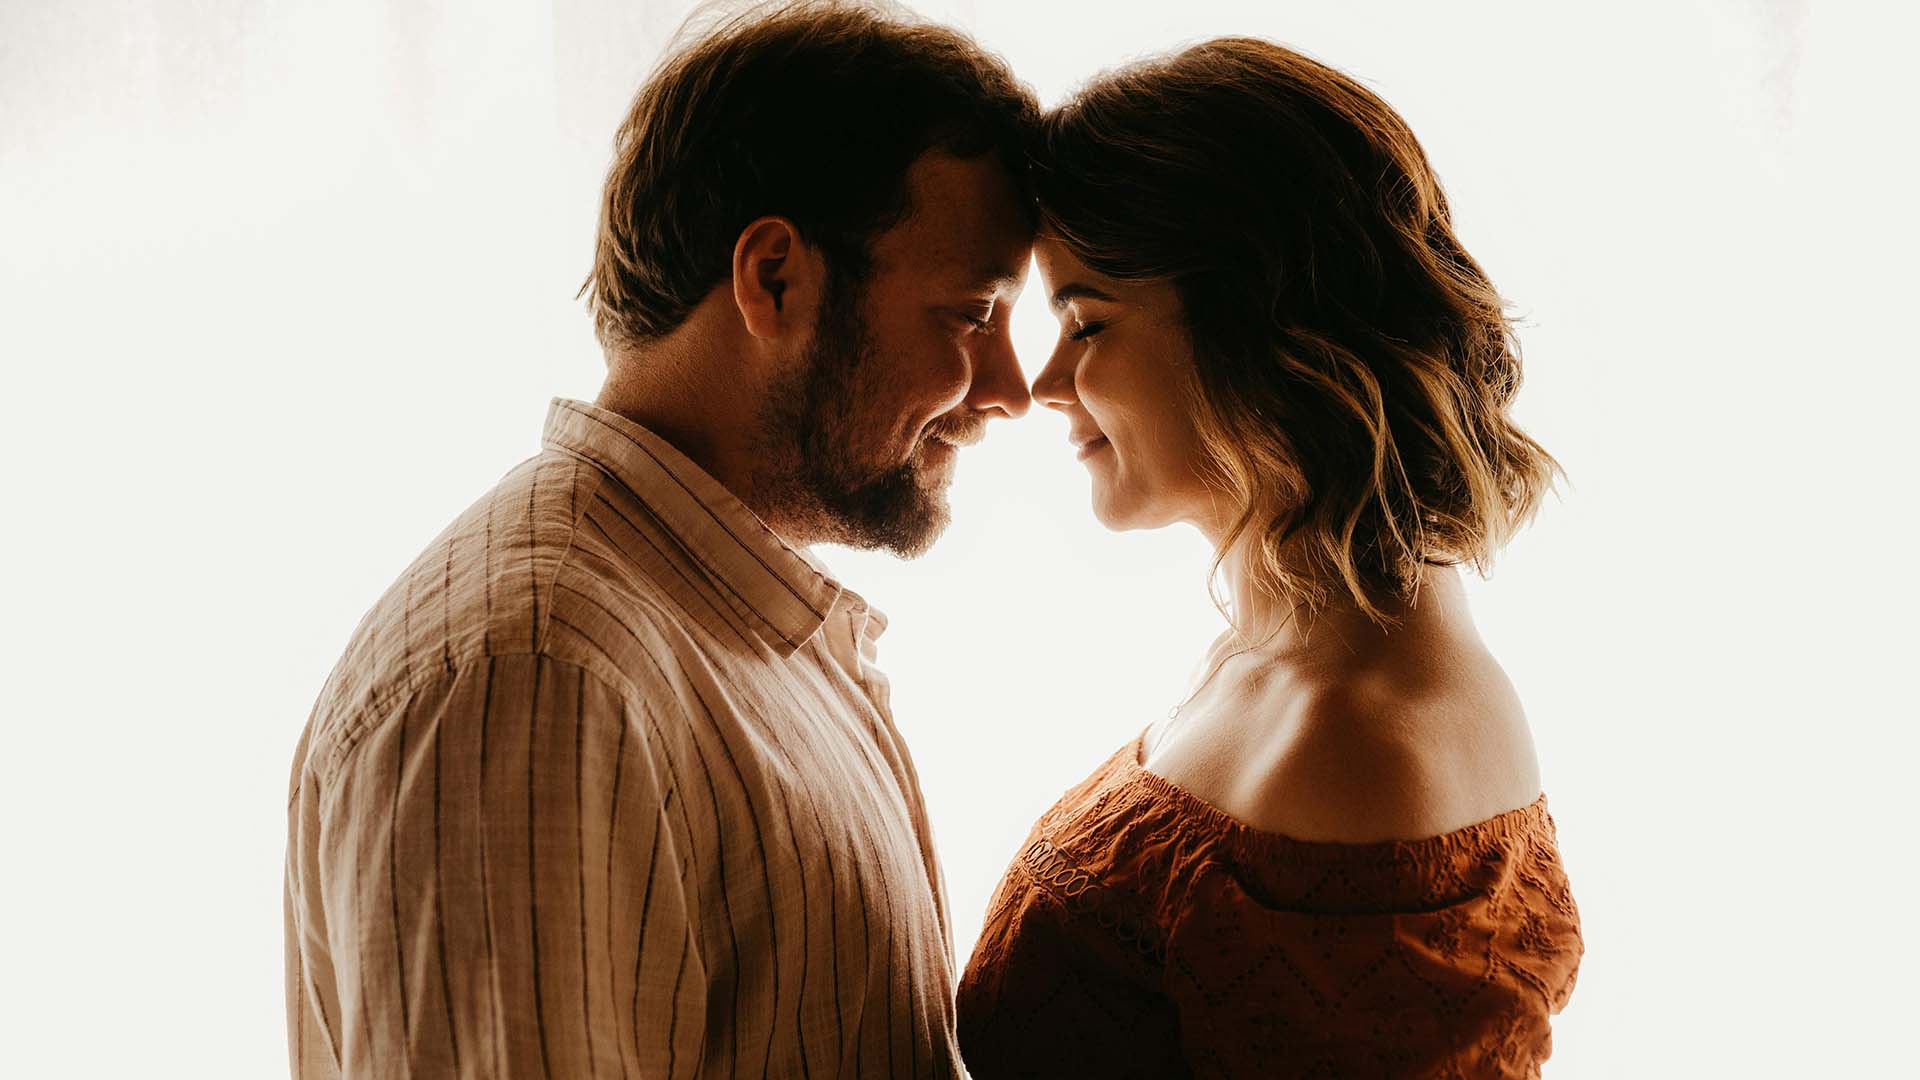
[334,451,597,665]
[297,451,717,770]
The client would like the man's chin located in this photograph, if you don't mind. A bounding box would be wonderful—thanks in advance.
[859,490,949,559]
[815,469,950,558]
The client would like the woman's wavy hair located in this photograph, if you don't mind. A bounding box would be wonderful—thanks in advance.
[1034,38,1561,627]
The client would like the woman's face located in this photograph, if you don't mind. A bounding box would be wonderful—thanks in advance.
[1031,237,1218,534]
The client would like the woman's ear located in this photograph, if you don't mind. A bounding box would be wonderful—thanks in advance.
[732,216,823,341]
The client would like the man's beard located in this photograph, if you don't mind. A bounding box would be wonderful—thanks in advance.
[753,274,954,558]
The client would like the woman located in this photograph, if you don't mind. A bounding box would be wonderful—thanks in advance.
[957,38,1583,1078]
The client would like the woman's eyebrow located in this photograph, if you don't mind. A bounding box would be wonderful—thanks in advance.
[1050,282,1119,310]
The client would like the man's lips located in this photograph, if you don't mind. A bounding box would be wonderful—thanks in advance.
[917,430,972,469]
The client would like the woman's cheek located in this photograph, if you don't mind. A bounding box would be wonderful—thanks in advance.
[1075,353,1126,424]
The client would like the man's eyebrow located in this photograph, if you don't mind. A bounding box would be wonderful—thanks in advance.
[961,263,1027,295]
[1050,283,1119,310]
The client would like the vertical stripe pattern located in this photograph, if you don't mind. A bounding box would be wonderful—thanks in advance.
[285,399,961,1078]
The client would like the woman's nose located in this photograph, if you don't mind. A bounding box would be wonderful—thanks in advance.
[1030,341,1078,411]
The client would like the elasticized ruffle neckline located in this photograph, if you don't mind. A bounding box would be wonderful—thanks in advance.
[1120,731,1555,866]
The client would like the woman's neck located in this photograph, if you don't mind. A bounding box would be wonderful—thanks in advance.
[1212,533,1473,673]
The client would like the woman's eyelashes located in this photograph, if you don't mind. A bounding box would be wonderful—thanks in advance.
[1066,319,1107,342]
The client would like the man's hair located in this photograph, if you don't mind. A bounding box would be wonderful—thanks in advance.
[584,0,1039,349]
[1034,38,1562,625]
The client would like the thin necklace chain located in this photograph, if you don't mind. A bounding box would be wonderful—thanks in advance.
[1168,641,1253,720]
[1166,610,1308,722]
[1170,600,1315,721]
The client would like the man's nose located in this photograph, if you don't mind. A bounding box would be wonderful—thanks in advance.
[967,332,1032,420]
[1030,340,1077,411]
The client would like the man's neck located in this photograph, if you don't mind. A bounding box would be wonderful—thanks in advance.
[594,331,767,525]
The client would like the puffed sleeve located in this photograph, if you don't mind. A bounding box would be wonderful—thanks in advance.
[1162,848,1581,1079]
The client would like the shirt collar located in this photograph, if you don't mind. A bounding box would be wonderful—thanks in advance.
[541,397,848,656]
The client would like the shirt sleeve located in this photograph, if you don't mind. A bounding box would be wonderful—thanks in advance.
[290,653,707,1077]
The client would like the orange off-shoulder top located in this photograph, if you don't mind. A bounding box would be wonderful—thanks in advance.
[956,734,1583,1079]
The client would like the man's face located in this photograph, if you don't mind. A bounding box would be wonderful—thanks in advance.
[758,152,1033,557]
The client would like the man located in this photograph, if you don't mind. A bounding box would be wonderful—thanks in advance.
[283,3,1037,1076]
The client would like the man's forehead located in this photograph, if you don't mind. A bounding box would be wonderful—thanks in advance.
[873,153,1032,283]
[960,248,1031,294]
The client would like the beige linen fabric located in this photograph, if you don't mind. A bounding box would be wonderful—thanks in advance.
[285,398,960,1078]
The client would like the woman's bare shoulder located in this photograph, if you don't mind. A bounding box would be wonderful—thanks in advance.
[1156,664,1542,843]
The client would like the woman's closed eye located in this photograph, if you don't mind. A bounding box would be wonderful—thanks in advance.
[1066,320,1107,342]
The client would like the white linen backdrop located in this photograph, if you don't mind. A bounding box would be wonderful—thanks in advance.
[2,1,1913,1075]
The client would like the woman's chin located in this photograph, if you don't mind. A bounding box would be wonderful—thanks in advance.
[1089,485,1161,533]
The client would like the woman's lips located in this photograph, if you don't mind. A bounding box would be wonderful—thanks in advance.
[1075,436,1111,462]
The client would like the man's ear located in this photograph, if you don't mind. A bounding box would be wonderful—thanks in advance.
[732,216,823,341]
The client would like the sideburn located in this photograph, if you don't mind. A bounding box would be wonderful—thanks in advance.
[756,271,950,557]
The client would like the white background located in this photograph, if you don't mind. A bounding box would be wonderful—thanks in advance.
[3,1,1915,1075]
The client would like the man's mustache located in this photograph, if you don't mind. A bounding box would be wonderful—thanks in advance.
[923,414,988,447]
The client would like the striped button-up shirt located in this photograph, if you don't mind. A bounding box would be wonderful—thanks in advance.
[285,398,961,1078]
